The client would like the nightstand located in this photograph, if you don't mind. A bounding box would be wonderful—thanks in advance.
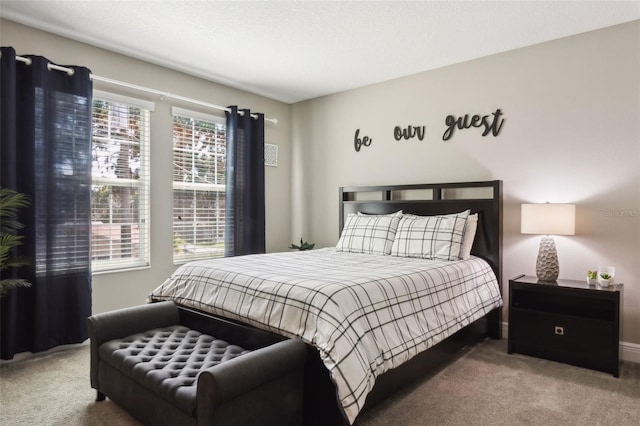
[508,274,622,377]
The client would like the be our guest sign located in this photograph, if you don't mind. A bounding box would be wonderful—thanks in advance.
[353,108,505,152]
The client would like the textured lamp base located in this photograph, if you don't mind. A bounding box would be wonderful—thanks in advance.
[536,236,559,282]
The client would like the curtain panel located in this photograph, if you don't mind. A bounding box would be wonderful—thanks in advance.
[0,46,93,359]
[225,106,266,256]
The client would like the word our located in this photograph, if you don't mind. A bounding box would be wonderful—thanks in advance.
[394,125,425,141]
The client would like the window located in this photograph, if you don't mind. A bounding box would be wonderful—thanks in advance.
[172,107,226,263]
[91,91,152,273]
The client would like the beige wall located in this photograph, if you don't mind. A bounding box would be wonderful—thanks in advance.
[291,21,640,345]
[1,19,293,315]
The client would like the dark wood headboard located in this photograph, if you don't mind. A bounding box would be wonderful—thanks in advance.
[339,180,503,283]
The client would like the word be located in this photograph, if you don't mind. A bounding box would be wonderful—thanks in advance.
[354,129,372,152]
[443,109,505,141]
[394,125,425,141]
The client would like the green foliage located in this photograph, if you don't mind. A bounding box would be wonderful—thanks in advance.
[586,270,597,280]
[0,187,31,297]
[289,238,315,251]
[600,273,612,280]
[173,233,187,254]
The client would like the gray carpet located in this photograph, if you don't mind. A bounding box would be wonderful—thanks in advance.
[1,339,638,425]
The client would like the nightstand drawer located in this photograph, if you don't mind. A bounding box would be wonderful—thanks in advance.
[510,308,615,371]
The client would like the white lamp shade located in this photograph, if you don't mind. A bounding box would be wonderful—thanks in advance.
[521,203,575,236]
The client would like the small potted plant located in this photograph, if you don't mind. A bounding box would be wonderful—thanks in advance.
[586,270,598,285]
[598,273,612,287]
[597,266,615,287]
[290,238,315,251]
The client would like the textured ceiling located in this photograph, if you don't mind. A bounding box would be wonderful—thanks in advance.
[1,1,638,103]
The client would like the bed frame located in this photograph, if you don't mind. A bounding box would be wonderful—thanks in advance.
[178,180,503,425]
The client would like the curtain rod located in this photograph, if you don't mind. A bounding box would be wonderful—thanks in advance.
[10,53,278,125]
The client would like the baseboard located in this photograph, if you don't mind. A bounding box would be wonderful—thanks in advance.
[620,340,640,363]
[501,322,639,364]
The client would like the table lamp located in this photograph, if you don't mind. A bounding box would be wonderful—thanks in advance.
[521,203,575,282]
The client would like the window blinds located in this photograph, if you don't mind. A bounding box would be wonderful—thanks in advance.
[91,91,152,272]
[171,107,227,263]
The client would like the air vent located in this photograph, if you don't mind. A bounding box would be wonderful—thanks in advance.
[265,143,278,167]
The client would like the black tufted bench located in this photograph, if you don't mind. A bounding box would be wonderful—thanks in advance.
[88,301,306,426]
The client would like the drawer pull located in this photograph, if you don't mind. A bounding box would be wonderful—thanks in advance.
[554,326,564,336]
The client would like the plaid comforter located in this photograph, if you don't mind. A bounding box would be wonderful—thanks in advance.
[148,248,502,424]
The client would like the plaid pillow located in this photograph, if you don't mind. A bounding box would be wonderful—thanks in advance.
[391,210,470,260]
[336,213,401,255]
[459,213,478,260]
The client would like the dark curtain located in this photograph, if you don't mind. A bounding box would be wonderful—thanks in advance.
[225,106,265,256]
[0,46,93,359]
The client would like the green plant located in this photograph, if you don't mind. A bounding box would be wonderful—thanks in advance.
[587,270,597,280]
[289,238,315,251]
[600,273,612,280]
[173,232,187,254]
[0,187,31,297]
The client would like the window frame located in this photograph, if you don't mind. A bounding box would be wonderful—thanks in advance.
[90,90,153,274]
[171,107,227,264]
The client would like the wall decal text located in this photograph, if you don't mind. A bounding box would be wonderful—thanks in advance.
[352,109,505,152]
[394,125,426,141]
[442,109,505,141]
[354,129,373,152]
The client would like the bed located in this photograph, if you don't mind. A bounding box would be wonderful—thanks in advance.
[149,180,503,425]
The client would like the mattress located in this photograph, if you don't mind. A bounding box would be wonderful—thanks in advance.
[148,248,502,423]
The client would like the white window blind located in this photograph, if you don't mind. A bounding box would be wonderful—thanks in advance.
[91,91,152,273]
[172,107,227,263]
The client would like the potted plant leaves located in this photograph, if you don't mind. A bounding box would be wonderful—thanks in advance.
[597,266,615,287]
[586,270,598,285]
[0,187,31,297]
[598,273,612,287]
[290,238,315,251]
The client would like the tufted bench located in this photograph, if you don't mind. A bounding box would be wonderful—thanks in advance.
[88,301,306,426]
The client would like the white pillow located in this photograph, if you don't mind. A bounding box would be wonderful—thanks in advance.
[459,213,478,260]
[336,213,401,255]
[391,210,470,261]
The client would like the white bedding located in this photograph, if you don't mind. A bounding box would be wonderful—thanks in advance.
[148,248,502,424]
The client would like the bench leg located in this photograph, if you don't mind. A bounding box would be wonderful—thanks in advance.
[96,391,106,402]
